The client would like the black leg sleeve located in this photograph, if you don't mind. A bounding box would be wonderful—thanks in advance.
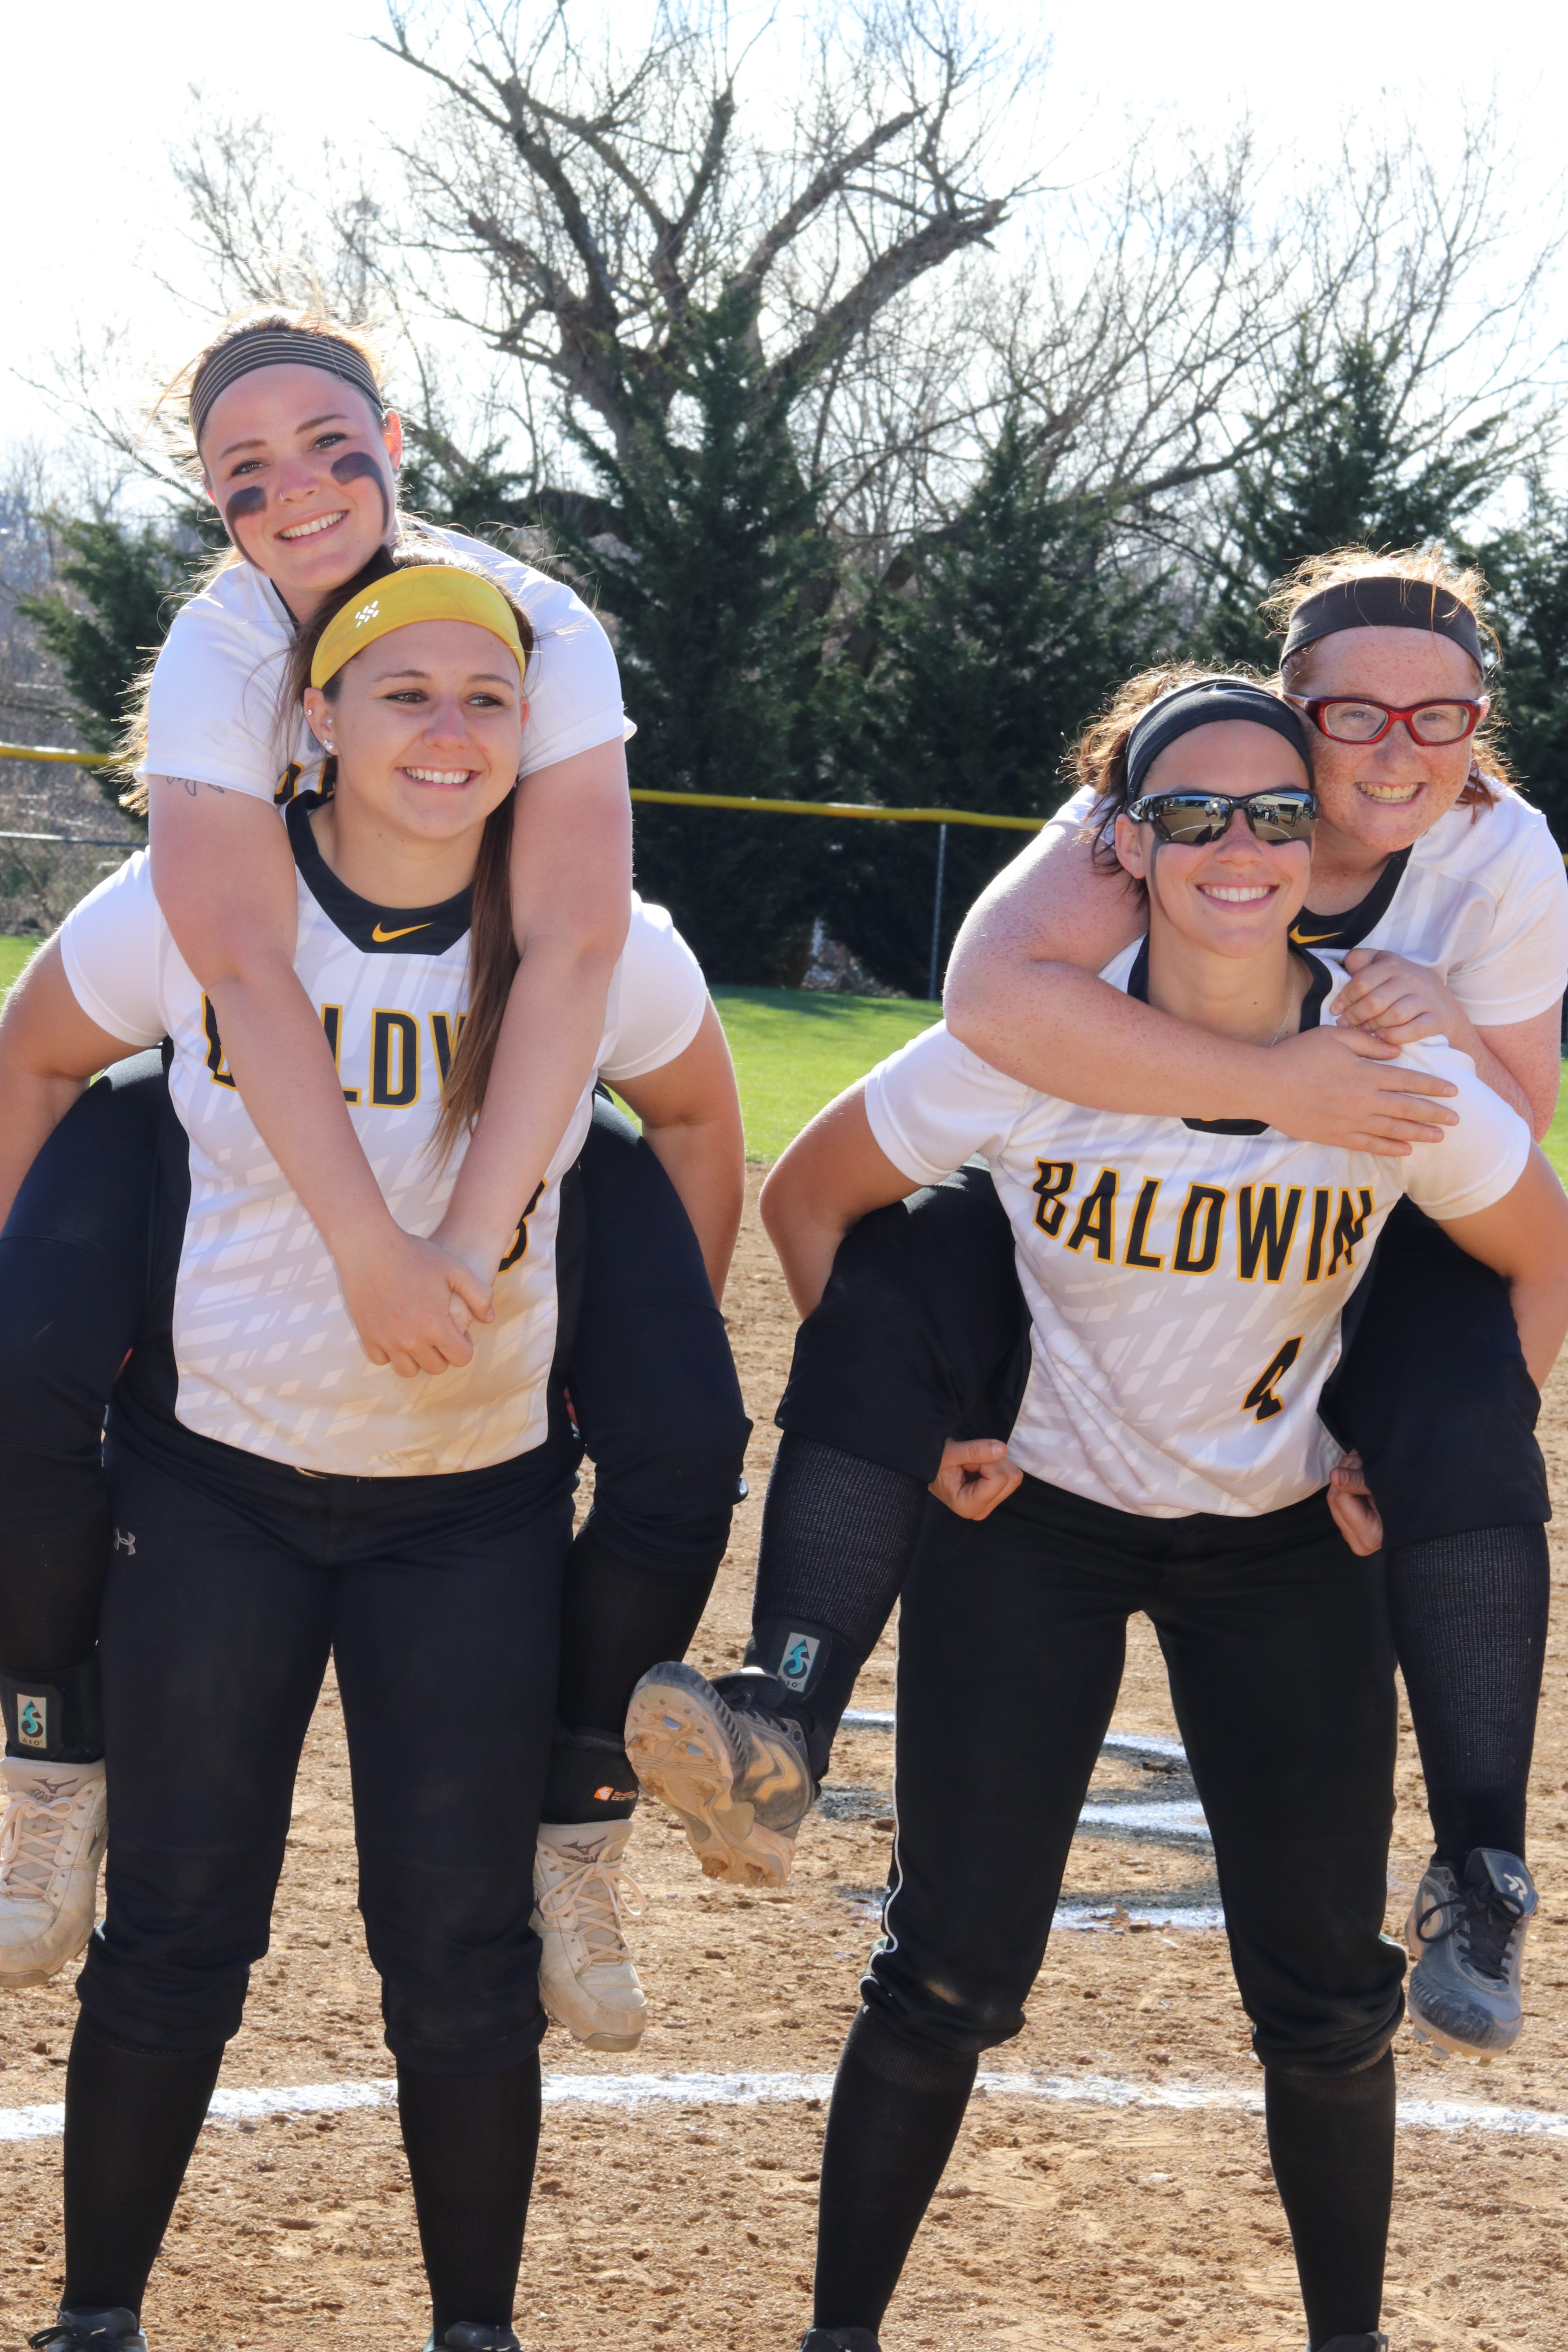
[1387,1524,1550,1866]
[61,2009,225,2317]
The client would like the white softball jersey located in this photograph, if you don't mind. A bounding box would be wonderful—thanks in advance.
[1045,777,1568,1026]
[138,528,629,800]
[59,804,706,1479]
[864,944,1532,1519]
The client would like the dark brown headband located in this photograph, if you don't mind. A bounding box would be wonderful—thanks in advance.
[190,328,383,446]
[1280,575,1485,669]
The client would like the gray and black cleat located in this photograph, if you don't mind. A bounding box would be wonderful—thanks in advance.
[1407,1847,1538,2059]
[798,2332,882,2352]
[29,2312,147,2352]
[424,2328,523,2352]
[1312,2336,1388,2351]
[626,1660,816,1887]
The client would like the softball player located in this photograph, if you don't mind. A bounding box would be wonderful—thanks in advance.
[632,557,1564,2061]
[0,309,750,2050]
[755,679,1568,2352]
[1,557,724,2352]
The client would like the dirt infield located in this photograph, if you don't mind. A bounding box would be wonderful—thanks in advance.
[5,1171,1568,2350]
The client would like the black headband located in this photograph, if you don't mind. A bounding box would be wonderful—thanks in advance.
[1125,678,1310,800]
[190,328,383,446]
[1280,575,1485,670]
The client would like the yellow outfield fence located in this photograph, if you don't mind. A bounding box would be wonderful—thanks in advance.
[0,743,1047,993]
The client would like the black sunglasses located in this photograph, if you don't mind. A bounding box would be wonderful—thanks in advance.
[1125,788,1318,847]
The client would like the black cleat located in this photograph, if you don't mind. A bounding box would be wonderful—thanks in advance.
[798,2333,881,2351]
[29,2314,147,2352]
[425,2328,523,2352]
[1314,2337,1388,2351]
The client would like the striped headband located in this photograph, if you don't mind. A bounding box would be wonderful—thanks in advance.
[190,328,383,446]
[1281,575,1485,668]
[310,566,528,689]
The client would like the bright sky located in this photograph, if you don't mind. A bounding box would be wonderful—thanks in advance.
[7,0,1565,468]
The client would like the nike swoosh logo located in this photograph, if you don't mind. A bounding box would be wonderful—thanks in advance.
[371,921,432,943]
[1289,926,1343,944]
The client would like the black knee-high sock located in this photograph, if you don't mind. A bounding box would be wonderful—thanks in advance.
[398,2057,541,2340]
[62,2010,225,2314]
[1386,1523,1549,1867]
[812,2004,978,2332]
[541,1521,717,1824]
[1265,2053,1394,2350]
[737,1436,928,1784]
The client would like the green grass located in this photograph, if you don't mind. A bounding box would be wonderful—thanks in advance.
[0,937,35,1000]
[1544,1092,1568,1188]
[713,985,939,1163]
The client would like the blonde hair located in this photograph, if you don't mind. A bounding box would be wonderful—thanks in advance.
[117,304,392,809]
[1264,546,1508,808]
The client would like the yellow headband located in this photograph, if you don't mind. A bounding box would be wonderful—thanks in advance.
[310,566,528,690]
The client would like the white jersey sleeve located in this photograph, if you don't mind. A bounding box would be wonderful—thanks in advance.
[58,851,167,1048]
[141,531,629,802]
[864,1024,1034,1185]
[1386,1036,1533,1220]
[141,577,293,800]
[599,900,708,1082]
[1438,798,1568,1027]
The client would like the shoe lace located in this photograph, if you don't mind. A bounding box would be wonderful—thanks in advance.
[0,1790,75,1898]
[537,1853,646,1964]
[1413,1878,1526,1986]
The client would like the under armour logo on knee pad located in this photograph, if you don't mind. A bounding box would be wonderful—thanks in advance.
[113,1528,136,1555]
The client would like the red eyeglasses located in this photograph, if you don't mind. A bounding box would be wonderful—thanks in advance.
[1289,695,1485,748]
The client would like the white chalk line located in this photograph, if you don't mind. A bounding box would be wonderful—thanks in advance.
[3,2067,1564,2145]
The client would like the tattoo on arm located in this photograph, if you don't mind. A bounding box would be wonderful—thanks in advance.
[159,777,227,798]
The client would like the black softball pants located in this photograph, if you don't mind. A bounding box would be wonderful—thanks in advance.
[0,1063,749,1771]
[80,1415,577,2066]
[869,1475,1405,2068]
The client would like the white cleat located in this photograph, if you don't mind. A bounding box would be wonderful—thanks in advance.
[532,1818,648,2051]
[0,1756,108,1986]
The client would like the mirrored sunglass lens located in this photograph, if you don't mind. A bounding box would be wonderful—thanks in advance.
[1320,701,1386,740]
[1410,703,1471,743]
[1249,799,1314,843]
[1154,800,1225,842]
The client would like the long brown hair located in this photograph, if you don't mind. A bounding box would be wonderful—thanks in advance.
[1073,661,1274,888]
[120,303,397,809]
[1263,546,1509,810]
[287,544,534,1160]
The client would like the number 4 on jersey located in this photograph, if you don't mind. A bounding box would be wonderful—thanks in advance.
[1242,1336,1303,1423]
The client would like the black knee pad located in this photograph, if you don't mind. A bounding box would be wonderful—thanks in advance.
[0,1649,103,1762]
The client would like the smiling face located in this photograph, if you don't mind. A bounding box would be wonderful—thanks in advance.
[198,362,402,619]
[1284,624,1487,856]
[302,618,526,891]
[1114,720,1315,962]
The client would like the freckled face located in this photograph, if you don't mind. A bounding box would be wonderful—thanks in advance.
[198,364,401,617]
[1285,626,1487,857]
[1114,721,1315,961]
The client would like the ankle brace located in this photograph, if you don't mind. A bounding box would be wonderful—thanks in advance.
[0,1648,103,1762]
[541,1723,639,1824]
[731,1615,867,1783]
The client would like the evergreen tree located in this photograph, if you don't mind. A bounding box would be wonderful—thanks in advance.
[1209,335,1505,667]
[544,297,837,983]
[831,416,1168,995]
[18,513,210,812]
[1477,476,1568,843]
